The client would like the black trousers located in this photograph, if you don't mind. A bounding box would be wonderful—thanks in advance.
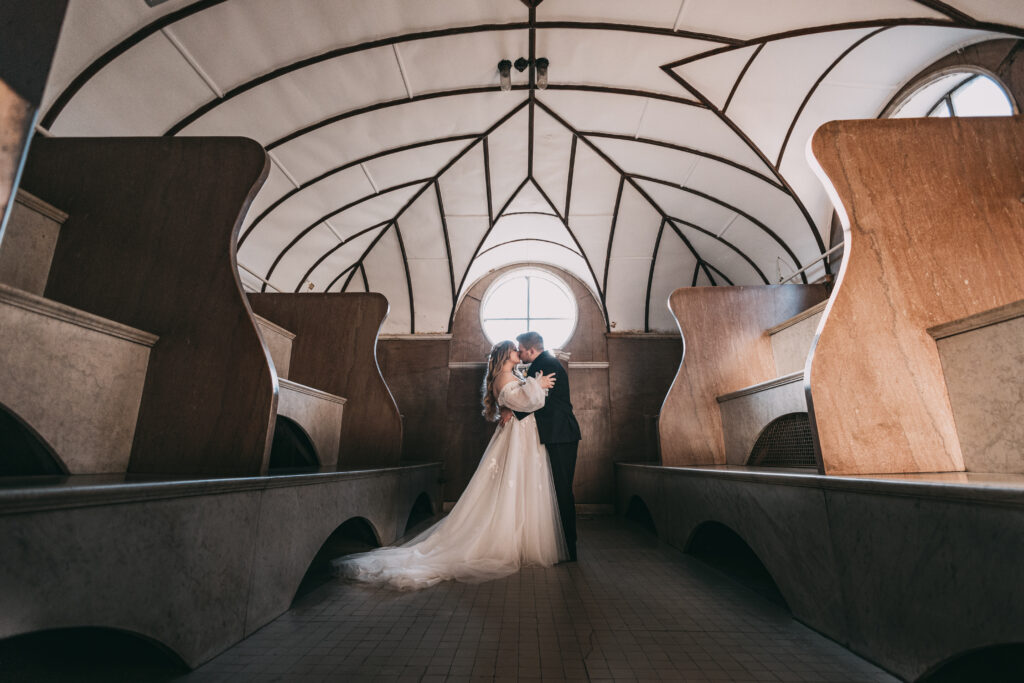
[546,441,578,556]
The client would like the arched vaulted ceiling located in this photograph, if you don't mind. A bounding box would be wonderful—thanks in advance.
[39,0,1024,333]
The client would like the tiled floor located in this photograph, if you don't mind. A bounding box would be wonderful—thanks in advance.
[181,517,896,683]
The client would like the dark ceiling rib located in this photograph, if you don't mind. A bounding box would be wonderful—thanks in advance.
[602,176,625,302]
[668,216,768,284]
[446,176,531,332]
[912,0,978,25]
[543,83,705,108]
[580,131,783,190]
[260,178,429,292]
[723,43,765,114]
[690,261,702,287]
[239,133,478,247]
[533,99,709,295]
[40,0,231,128]
[531,180,611,330]
[325,263,358,293]
[477,238,581,259]
[661,66,824,259]
[339,101,531,300]
[704,261,733,286]
[537,21,740,45]
[775,27,889,167]
[503,210,557,217]
[483,138,494,225]
[434,182,456,304]
[359,264,369,292]
[629,173,804,277]
[644,218,667,332]
[392,218,416,333]
[528,5,537,178]
[564,134,578,217]
[293,220,390,292]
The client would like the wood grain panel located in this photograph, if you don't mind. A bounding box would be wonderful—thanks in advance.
[607,336,681,463]
[378,337,451,462]
[808,117,1024,474]
[659,286,828,467]
[23,137,274,475]
[249,293,402,468]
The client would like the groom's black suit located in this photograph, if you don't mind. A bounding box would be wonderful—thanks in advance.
[515,350,581,560]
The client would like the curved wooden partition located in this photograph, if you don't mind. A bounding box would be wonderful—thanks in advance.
[21,137,274,475]
[660,286,828,467]
[809,117,1024,475]
[248,293,402,468]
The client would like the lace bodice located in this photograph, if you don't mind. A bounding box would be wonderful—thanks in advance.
[497,376,546,413]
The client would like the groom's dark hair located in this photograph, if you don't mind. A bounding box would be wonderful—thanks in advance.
[516,331,544,351]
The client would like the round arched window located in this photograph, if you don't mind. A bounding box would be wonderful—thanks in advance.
[891,70,1015,119]
[479,268,578,349]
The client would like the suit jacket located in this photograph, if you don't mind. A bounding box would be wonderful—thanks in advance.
[514,350,581,445]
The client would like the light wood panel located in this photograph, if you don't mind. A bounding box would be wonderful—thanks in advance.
[23,137,274,475]
[249,293,402,468]
[659,286,827,467]
[809,117,1024,474]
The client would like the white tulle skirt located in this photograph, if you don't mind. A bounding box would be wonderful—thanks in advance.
[333,413,568,590]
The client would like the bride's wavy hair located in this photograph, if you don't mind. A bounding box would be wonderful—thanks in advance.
[481,339,518,422]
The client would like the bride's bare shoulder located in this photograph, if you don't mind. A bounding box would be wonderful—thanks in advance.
[493,371,519,397]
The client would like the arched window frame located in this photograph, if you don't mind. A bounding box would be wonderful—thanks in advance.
[478,267,579,350]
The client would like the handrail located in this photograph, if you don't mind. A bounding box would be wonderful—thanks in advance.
[778,243,844,284]
[237,262,282,292]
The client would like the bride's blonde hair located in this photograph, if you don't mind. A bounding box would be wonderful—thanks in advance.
[481,340,517,421]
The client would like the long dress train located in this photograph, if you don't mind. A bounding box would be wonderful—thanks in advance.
[332,376,568,590]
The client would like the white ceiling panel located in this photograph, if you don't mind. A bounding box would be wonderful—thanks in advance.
[532,108,574,213]
[536,90,647,136]
[439,145,488,218]
[504,182,556,215]
[946,0,1024,28]
[398,31,528,95]
[364,229,411,334]
[268,92,520,183]
[169,0,525,90]
[306,228,383,292]
[567,214,614,285]
[362,139,469,191]
[674,0,945,41]
[268,222,341,292]
[538,0,684,29]
[635,179,736,236]
[324,182,425,236]
[670,44,760,110]
[609,185,663,259]
[50,33,213,136]
[176,45,408,142]
[484,107,530,216]
[399,189,447,260]
[408,257,454,333]
[588,136,701,187]
[537,29,715,98]
[605,256,651,332]
[241,161,299,233]
[566,143,621,216]
[482,213,577,254]
[676,225,755,286]
[446,216,491,282]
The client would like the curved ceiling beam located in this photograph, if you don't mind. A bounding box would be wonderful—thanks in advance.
[293,219,390,293]
[775,27,889,167]
[912,0,978,25]
[644,218,668,332]
[477,237,581,259]
[239,132,478,247]
[667,217,769,284]
[580,130,784,190]
[723,43,765,114]
[629,174,805,275]
[260,178,429,292]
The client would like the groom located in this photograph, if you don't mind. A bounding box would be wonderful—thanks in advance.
[504,331,582,561]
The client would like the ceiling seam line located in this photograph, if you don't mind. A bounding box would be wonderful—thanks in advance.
[238,133,479,246]
[672,0,688,32]
[360,164,380,193]
[323,219,346,243]
[392,44,415,98]
[267,152,301,189]
[633,100,650,139]
[161,27,223,98]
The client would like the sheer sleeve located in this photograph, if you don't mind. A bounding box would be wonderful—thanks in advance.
[497,376,546,412]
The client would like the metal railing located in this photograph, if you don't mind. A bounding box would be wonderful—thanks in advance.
[777,243,844,284]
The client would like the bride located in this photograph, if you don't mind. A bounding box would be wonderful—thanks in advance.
[333,340,568,590]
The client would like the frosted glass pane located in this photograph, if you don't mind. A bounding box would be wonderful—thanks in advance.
[483,318,529,344]
[482,277,527,319]
[533,318,575,350]
[929,100,951,118]
[951,75,1013,117]
[529,277,574,319]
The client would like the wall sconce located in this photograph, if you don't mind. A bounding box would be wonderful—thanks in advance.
[497,59,512,92]
[499,57,550,91]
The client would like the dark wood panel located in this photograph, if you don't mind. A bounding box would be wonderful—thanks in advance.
[378,338,451,462]
[249,293,402,468]
[23,137,273,475]
[809,117,1024,474]
[607,336,681,463]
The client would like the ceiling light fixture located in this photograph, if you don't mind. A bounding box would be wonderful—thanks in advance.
[535,57,549,90]
[497,59,512,91]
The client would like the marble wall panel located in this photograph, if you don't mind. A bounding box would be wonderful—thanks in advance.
[717,376,808,466]
[0,192,64,294]
[934,303,1024,474]
[769,303,824,376]
[254,314,294,380]
[809,117,1024,474]
[277,380,345,469]
[0,284,155,473]
[660,286,828,467]
[607,335,681,463]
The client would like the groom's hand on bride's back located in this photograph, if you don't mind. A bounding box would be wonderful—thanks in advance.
[535,372,557,390]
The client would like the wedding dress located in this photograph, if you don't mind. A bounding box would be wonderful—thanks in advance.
[333,375,568,590]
